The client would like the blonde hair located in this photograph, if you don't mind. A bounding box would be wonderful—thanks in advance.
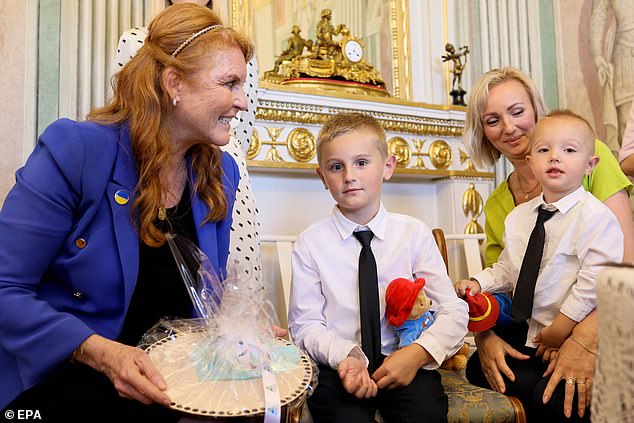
[533,109,597,153]
[316,113,387,165]
[464,67,548,167]
[88,3,253,246]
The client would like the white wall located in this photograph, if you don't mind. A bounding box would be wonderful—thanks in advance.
[251,172,439,237]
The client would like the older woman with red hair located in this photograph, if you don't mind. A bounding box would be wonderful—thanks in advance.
[0,4,251,420]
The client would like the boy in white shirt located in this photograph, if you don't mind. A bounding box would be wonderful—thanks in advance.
[289,112,468,422]
[455,110,624,421]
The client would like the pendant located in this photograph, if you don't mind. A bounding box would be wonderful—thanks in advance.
[158,206,167,221]
[524,193,529,200]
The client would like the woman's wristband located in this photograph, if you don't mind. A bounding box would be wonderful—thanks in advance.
[569,335,598,356]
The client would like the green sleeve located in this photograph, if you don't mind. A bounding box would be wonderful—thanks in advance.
[584,140,633,199]
[483,181,515,267]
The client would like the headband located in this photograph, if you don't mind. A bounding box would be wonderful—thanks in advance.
[171,24,222,57]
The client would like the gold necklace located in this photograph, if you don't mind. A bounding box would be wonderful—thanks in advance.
[158,163,187,221]
[516,172,540,200]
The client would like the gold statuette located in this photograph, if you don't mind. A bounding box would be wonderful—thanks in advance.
[263,9,388,97]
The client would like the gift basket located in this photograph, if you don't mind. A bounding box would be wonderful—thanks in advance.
[141,235,316,421]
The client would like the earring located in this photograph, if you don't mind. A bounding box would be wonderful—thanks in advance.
[172,98,178,106]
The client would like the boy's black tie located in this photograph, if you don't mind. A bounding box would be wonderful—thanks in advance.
[511,206,557,323]
[353,230,381,373]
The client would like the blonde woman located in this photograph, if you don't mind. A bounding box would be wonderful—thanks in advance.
[463,67,633,421]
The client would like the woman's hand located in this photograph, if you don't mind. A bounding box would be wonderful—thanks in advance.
[74,334,171,406]
[474,330,529,393]
[542,336,596,418]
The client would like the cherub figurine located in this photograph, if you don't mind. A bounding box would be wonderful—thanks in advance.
[385,277,435,348]
[271,25,312,75]
[442,43,470,92]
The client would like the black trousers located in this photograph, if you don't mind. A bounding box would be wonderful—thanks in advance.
[308,363,448,423]
[2,361,181,423]
[466,323,590,422]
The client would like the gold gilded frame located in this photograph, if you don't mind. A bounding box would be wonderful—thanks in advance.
[230,0,412,101]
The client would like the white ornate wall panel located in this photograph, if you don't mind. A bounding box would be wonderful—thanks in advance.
[248,87,494,236]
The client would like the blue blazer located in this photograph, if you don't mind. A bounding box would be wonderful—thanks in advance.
[0,119,239,409]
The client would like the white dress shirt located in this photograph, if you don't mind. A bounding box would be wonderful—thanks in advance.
[475,186,623,347]
[288,203,468,370]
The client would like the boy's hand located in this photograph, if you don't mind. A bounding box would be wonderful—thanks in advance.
[372,344,430,390]
[534,325,566,358]
[454,279,481,298]
[338,356,378,399]
[533,314,576,358]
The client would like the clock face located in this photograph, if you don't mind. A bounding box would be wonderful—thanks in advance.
[344,39,363,63]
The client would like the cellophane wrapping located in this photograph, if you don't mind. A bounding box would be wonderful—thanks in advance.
[140,235,317,419]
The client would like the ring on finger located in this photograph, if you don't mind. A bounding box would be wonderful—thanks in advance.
[486,369,493,376]
[566,377,576,385]
[577,379,586,385]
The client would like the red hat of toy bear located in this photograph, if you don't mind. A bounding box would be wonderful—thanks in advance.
[465,289,500,332]
[385,277,426,326]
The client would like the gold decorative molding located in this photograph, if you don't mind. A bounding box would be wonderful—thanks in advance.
[287,128,316,163]
[259,80,466,111]
[279,79,390,98]
[230,0,249,36]
[428,140,452,169]
[255,104,464,138]
[246,128,261,160]
[246,124,493,179]
[388,137,411,168]
[459,148,477,172]
[390,0,412,100]
[413,140,427,169]
[462,183,484,234]
[264,126,284,162]
[248,159,493,180]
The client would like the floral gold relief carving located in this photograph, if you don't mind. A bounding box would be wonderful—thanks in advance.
[387,137,411,168]
[428,140,452,169]
[246,128,261,160]
[287,128,316,162]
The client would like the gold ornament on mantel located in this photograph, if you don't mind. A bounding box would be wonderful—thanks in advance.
[462,183,484,235]
[263,8,388,97]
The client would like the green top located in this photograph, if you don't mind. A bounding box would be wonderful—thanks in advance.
[484,140,632,267]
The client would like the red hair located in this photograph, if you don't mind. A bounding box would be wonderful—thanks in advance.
[88,4,253,246]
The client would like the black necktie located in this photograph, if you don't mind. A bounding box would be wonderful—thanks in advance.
[353,230,381,373]
[511,206,557,323]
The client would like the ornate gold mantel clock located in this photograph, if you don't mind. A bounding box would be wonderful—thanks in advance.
[263,9,389,97]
